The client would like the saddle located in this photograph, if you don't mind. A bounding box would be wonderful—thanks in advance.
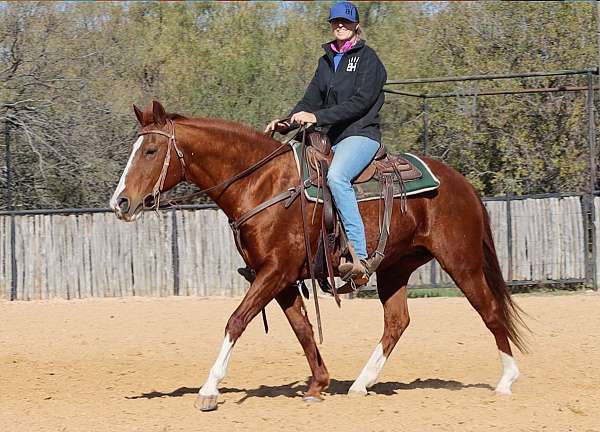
[305,131,422,186]
[302,130,423,297]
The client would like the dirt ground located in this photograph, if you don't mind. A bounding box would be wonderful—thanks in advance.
[1,292,599,432]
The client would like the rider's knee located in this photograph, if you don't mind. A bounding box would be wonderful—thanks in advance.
[327,168,347,189]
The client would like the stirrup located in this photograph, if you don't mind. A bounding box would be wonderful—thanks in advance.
[338,259,370,283]
[338,243,370,281]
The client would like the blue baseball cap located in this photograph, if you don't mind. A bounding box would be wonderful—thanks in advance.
[328,2,360,23]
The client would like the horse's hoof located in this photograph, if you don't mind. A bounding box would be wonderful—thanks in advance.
[194,394,218,411]
[347,388,367,397]
[302,395,324,404]
[494,387,512,396]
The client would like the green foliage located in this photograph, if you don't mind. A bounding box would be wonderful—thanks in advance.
[0,1,598,209]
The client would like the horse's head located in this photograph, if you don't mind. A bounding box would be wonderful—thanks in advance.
[110,100,184,221]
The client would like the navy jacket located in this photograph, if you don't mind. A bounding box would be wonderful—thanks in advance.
[291,39,387,145]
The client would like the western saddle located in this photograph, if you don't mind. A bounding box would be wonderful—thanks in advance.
[301,128,422,298]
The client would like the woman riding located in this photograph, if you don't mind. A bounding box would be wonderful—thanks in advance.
[265,1,387,284]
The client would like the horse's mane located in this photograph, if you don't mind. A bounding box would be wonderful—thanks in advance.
[167,113,279,148]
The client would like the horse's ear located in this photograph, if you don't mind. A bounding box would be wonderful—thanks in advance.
[152,100,167,126]
[133,104,145,126]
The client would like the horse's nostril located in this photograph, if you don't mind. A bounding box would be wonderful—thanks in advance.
[117,197,130,213]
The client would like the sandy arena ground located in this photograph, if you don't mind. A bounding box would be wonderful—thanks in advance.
[1,292,599,432]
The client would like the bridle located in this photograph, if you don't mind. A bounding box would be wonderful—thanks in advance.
[136,119,296,210]
[137,119,187,209]
[135,120,326,341]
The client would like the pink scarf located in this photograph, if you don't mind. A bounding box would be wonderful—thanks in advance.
[330,37,358,54]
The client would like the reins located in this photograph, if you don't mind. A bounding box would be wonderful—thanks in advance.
[138,119,295,210]
[140,120,328,342]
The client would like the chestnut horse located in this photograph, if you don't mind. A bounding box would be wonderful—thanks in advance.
[110,101,527,411]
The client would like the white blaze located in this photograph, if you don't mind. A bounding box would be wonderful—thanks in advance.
[199,334,235,397]
[110,136,144,210]
[495,351,519,395]
[349,343,387,395]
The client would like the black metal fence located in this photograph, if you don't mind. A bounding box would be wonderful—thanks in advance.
[383,67,599,290]
[2,68,599,298]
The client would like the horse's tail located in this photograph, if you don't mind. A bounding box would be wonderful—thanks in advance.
[481,206,531,354]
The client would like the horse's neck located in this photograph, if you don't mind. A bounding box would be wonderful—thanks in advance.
[179,122,292,218]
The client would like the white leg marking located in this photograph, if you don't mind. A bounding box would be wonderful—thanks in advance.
[494,351,519,395]
[348,343,387,395]
[109,136,144,210]
[199,334,235,397]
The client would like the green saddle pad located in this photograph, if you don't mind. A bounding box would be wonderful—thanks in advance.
[290,141,440,203]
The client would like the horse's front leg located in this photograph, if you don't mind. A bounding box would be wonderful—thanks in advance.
[275,284,329,402]
[195,265,292,411]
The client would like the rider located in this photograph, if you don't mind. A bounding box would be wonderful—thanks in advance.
[265,1,387,284]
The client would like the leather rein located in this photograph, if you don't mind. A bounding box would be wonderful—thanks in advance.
[137,119,298,215]
[138,120,326,341]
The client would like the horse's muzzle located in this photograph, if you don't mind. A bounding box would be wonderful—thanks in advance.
[111,194,143,222]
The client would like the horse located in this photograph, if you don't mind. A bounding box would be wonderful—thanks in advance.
[110,100,528,411]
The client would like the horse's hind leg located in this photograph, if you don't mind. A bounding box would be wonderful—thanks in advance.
[276,284,329,401]
[434,252,523,395]
[348,256,426,396]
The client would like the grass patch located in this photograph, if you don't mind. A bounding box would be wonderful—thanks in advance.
[408,287,463,298]
[355,282,591,299]
[357,287,463,299]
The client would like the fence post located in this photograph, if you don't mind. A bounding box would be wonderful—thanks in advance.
[421,96,429,155]
[4,121,17,300]
[171,208,180,296]
[586,72,598,290]
[506,193,513,283]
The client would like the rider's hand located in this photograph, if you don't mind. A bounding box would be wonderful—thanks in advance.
[264,119,291,134]
[290,111,317,126]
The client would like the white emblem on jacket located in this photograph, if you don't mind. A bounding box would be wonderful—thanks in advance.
[347,56,360,72]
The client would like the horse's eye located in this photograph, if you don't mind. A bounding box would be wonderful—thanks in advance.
[145,147,158,156]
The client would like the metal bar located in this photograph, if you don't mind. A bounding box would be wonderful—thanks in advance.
[5,121,12,211]
[0,203,219,216]
[430,260,437,286]
[587,72,598,290]
[597,1,600,81]
[421,96,429,154]
[386,68,599,86]
[361,277,589,292]
[0,193,590,215]
[505,278,588,286]
[425,85,598,99]
[0,193,589,215]
[483,192,585,201]
[583,194,592,287]
[171,208,180,296]
[383,89,424,98]
[506,193,513,283]
[4,122,17,301]
[9,214,15,300]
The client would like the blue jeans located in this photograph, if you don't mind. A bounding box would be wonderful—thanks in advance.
[327,136,380,259]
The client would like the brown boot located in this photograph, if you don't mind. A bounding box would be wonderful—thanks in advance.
[338,259,371,285]
[337,260,371,294]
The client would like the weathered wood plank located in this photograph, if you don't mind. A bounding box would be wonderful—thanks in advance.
[0,215,9,299]
[0,196,591,299]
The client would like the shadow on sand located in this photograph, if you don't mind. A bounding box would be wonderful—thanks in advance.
[125,378,493,403]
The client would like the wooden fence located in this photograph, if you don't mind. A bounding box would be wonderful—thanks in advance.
[0,195,596,300]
